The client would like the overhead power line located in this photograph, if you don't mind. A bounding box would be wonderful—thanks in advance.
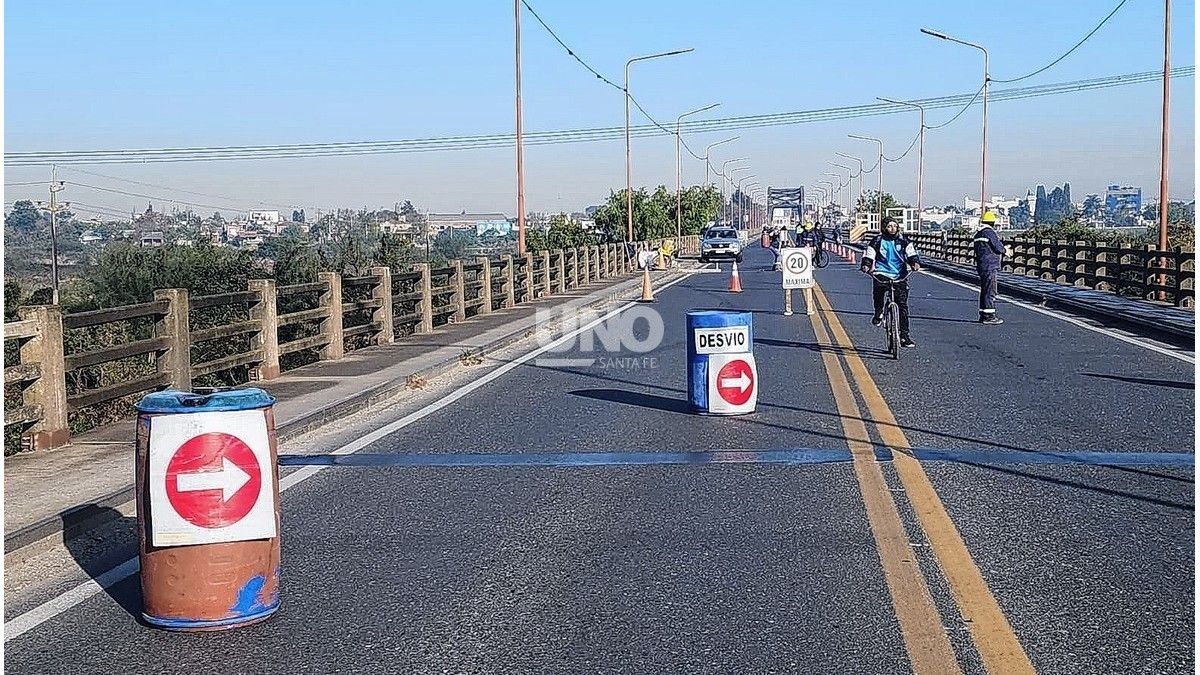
[66,181,250,213]
[520,0,623,91]
[924,83,987,130]
[60,166,298,211]
[4,67,1191,166]
[991,0,1131,83]
[883,129,922,163]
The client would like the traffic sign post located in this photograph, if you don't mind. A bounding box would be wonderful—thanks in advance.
[686,310,758,416]
[780,246,815,316]
[135,388,282,631]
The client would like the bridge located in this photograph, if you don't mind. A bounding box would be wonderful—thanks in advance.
[3,237,1194,673]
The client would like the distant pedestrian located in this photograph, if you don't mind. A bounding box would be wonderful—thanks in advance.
[973,210,1008,325]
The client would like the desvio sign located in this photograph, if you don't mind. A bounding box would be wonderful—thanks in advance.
[693,326,749,355]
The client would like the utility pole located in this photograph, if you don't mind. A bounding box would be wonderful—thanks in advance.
[1157,0,1172,298]
[514,0,527,255]
[37,167,68,305]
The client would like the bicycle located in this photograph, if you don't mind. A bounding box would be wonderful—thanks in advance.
[871,272,903,360]
[812,240,830,269]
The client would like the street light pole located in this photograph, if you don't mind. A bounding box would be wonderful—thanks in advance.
[625,48,694,242]
[704,136,738,186]
[835,152,865,220]
[720,159,747,224]
[830,162,854,226]
[676,103,719,241]
[878,97,926,229]
[849,135,884,225]
[822,173,843,222]
[921,28,989,213]
[741,180,759,229]
[514,0,527,255]
[729,167,750,225]
[819,180,835,223]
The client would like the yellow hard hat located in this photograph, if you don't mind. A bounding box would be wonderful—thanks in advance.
[980,210,997,224]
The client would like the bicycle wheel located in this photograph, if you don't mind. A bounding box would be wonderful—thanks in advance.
[814,245,830,269]
[888,301,901,360]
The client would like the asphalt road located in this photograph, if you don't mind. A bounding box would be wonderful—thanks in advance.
[5,242,1194,674]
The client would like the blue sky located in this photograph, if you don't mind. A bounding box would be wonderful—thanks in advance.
[4,0,1195,216]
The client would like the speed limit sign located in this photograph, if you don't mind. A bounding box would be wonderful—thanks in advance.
[781,247,814,289]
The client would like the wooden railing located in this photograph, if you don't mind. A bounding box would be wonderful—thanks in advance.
[900,232,1195,308]
[2,237,696,453]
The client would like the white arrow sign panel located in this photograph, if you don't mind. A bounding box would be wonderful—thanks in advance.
[148,409,276,547]
[707,353,758,415]
[719,371,752,393]
[176,457,253,503]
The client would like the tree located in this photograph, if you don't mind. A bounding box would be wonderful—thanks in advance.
[374,232,417,272]
[855,190,909,216]
[4,281,22,322]
[430,228,475,263]
[6,201,41,234]
[257,231,321,285]
[1032,183,1073,226]
[322,228,376,276]
[1008,201,1032,229]
[677,185,722,235]
[526,213,597,251]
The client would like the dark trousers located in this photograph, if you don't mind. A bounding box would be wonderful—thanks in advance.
[978,267,999,315]
[872,278,911,337]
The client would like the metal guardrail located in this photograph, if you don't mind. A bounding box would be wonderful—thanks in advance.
[900,232,1194,308]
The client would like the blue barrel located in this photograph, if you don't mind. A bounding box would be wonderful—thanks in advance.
[686,310,754,414]
[135,387,281,631]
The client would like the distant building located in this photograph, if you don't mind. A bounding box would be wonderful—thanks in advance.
[1105,185,1142,213]
[140,232,165,247]
[79,230,104,245]
[886,207,920,233]
[427,212,511,236]
[379,220,420,240]
[249,210,282,226]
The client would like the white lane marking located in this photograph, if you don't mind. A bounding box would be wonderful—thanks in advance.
[5,559,140,642]
[4,272,698,643]
[922,270,1195,365]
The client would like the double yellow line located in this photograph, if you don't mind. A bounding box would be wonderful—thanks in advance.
[809,283,1035,675]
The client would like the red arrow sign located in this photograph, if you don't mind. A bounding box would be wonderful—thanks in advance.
[715,359,755,406]
[165,432,262,529]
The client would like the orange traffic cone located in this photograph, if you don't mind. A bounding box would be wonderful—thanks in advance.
[729,261,743,293]
[638,266,655,302]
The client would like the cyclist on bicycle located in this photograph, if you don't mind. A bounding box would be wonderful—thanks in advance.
[860,216,921,348]
[797,221,818,248]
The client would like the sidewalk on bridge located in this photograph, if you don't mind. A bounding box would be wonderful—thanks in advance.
[3,265,690,555]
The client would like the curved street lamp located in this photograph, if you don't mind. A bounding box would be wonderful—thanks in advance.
[625,48,694,241]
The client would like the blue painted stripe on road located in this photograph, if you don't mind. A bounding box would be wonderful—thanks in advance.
[277,448,1194,470]
[907,448,1195,467]
[279,448,853,468]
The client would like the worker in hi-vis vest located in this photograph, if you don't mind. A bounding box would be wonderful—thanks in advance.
[972,210,1008,325]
